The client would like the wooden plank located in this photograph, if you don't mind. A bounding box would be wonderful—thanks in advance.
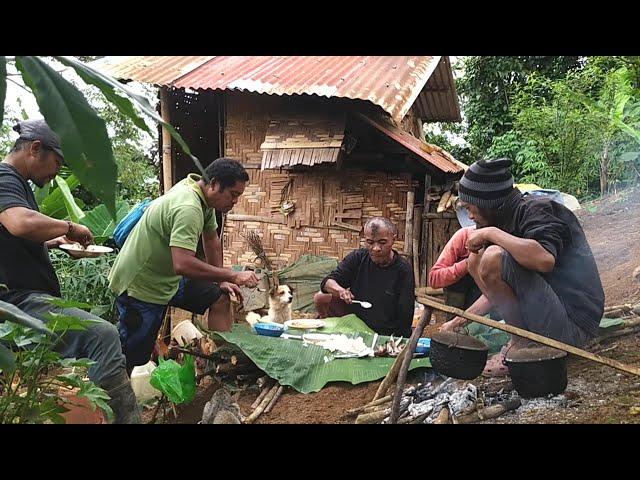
[404,191,414,256]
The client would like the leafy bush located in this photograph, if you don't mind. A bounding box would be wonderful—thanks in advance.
[50,250,118,323]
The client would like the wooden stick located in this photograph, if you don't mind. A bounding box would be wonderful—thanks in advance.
[404,191,415,256]
[604,304,633,313]
[413,206,422,286]
[264,384,284,414]
[373,349,408,401]
[251,380,275,409]
[355,409,389,425]
[389,306,433,424]
[416,296,640,377]
[244,383,279,424]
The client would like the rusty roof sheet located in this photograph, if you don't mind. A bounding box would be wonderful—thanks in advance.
[355,113,465,174]
[95,56,459,123]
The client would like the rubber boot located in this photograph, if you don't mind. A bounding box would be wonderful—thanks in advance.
[101,371,142,424]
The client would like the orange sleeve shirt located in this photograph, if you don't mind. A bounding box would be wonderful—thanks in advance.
[428,226,474,288]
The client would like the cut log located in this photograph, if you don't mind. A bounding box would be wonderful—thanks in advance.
[455,398,521,424]
[345,394,394,417]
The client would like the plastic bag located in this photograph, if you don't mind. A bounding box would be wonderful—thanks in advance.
[149,355,196,404]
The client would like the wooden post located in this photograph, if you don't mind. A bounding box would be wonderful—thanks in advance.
[420,174,432,287]
[160,87,173,191]
[404,191,415,256]
[412,205,422,286]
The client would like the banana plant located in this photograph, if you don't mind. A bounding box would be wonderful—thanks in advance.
[1,56,204,220]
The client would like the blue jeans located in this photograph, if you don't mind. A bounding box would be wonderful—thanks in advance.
[3,291,126,385]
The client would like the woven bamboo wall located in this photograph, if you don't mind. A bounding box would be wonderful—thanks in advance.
[223,168,419,267]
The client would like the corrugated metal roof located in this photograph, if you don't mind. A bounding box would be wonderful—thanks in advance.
[92,56,214,86]
[96,56,459,123]
[355,113,464,174]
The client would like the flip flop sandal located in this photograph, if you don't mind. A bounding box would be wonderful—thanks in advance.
[482,346,511,378]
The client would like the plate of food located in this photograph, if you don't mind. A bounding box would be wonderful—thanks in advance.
[59,244,114,258]
[284,319,326,330]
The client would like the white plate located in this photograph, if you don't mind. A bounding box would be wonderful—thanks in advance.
[284,319,326,330]
[59,244,114,258]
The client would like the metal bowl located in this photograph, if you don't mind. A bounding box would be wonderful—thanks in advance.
[429,332,488,379]
[505,346,568,398]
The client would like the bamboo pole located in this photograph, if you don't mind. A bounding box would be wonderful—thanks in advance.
[416,296,640,377]
[160,87,173,191]
[404,191,415,256]
[389,306,433,424]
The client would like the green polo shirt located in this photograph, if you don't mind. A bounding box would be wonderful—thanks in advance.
[108,174,218,304]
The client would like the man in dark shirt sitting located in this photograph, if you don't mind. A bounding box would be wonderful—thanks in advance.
[314,217,415,337]
[440,158,605,376]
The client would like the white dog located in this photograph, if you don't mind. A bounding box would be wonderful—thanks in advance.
[246,284,294,326]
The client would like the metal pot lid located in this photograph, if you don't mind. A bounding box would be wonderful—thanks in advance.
[505,346,567,363]
[431,332,488,352]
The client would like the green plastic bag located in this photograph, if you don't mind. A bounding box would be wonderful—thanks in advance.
[149,355,196,404]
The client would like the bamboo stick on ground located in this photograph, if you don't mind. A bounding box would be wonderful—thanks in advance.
[416,296,640,377]
[251,380,275,409]
[264,384,284,414]
[244,383,279,424]
[389,306,433,424]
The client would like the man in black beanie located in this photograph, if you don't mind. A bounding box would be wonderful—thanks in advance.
[440,158,604,376]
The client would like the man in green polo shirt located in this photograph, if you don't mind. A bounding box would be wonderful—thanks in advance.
[108,158,259,371]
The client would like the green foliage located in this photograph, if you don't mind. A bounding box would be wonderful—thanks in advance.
[0,301,112,424]
[476,57,640,198]
[49,250,118,323]
[80,200,130,244]
[456,56,582,157]
[15,56,118,218]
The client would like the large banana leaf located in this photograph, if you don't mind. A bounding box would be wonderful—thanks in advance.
[215,315,430,394]
[0,56,6,126]
[80,200,129,244]
[54,175,85,223]
[55,56,207,180]
[39,174,80,218]
[15,56,117,219]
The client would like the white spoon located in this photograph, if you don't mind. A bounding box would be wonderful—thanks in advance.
[352,300,372,309]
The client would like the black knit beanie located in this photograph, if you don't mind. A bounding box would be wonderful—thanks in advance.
[458,158,514,209]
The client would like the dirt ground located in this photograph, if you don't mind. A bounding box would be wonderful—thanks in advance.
[160,187,640,424]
